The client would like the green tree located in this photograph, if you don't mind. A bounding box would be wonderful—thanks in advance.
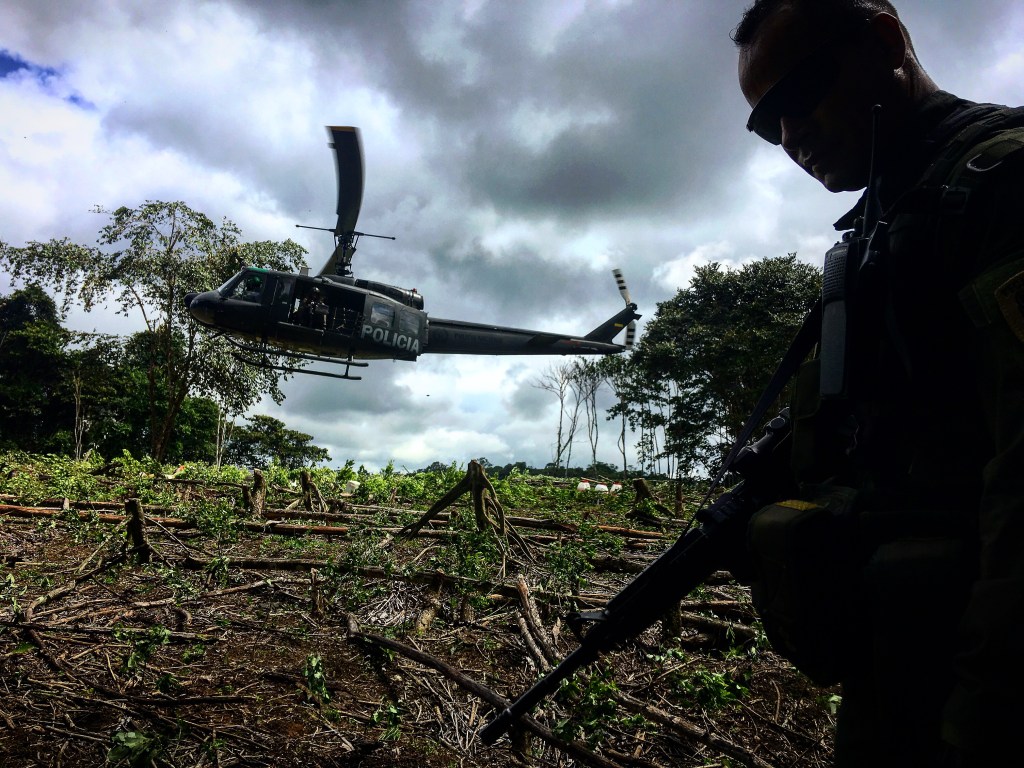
[622,255,820,475]
[62,331,128,459]
[0,284,71,451]
[0,201,307,461]
[224,414,330,470]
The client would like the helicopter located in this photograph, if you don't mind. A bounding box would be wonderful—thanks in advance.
[184,126,641,381]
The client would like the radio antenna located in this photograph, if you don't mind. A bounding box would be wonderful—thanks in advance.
[861,104,883,235]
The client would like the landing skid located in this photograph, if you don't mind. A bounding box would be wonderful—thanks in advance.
[224,336,368,381]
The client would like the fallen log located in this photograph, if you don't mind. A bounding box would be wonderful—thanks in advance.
[0,503,351,537]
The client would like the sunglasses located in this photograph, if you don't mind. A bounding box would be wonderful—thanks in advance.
[745,46,843,145]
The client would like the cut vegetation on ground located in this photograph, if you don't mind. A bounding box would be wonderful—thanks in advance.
[0,453,837,767]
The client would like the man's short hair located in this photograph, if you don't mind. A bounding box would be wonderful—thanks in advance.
[732,0,901,47]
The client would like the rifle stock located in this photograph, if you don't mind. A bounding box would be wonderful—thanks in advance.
[479,410,790,746]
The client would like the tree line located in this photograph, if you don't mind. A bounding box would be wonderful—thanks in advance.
[1,200,821,477]
[533,255,820,478]
[0,202,325,468]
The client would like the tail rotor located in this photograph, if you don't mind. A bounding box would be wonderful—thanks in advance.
[612,268,637,349]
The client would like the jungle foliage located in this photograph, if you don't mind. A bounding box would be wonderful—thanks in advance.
[0,201,306,462]
[609,255,821,476]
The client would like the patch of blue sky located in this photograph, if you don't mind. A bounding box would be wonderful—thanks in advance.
[0,47,95,109]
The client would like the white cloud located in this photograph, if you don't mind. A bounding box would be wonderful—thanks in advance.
[653,240,737,292]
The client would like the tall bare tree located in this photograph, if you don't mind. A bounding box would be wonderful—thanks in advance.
[533,361,584,473]
[569,358,605,471]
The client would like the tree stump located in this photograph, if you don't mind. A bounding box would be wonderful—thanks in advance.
[300,469,327,513]
[400,460,530,557]
[124,498,152,564]
[629,478,671,525]
[243,469,267,517]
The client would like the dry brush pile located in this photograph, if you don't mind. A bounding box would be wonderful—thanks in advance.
[0,453,837,767]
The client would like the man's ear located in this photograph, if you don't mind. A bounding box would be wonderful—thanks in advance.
[869,12,908,70]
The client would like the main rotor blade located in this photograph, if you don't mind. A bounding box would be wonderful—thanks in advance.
[612,268,632,305]
[327,126,364,236]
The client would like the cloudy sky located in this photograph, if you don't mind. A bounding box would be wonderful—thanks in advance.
[2,0,1022,472]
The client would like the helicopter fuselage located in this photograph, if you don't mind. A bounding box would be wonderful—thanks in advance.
[185,267,636,366]
[186,268,426,360]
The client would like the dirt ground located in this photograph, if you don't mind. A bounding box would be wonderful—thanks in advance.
[0,482,837,768]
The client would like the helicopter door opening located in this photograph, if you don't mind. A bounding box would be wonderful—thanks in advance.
[329,290,364,337]
[287,286,329,330]
[269,275,326,352]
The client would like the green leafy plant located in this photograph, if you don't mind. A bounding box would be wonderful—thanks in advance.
[673,666,750,712]
[116,624,171,678]
[427,508,502,609]
[544,537,595,594]
[149,564,200,599]
[2,573,26,615]
[302,653,331,706]
[371,700,402,741]
[184,498,239,542]
[321,527,395,610]
[155,672,181,694]
[107,728,164,767]
[553,667,620,747]
[203,555,231,587]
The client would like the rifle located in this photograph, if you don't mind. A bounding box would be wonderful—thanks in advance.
[479,408,792,745]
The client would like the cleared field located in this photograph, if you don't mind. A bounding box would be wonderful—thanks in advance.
[0,455,835,767]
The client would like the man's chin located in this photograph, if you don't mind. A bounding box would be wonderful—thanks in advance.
[807,164,867,193]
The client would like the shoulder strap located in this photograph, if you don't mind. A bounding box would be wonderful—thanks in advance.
[917,112,1024,208]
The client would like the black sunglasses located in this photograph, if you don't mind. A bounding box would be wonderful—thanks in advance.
[745,46,843,145]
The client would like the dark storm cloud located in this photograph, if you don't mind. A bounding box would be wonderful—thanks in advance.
[441,3,744,219]
[425,239,626,327]
[235,0,748,223]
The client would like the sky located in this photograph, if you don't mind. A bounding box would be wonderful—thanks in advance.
[1,0,1022,472]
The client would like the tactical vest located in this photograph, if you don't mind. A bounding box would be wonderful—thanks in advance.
[748,109,1024,684]
[791,107,1024,491]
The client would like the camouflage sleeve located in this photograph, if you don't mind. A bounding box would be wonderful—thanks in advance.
[942,150,1024,753]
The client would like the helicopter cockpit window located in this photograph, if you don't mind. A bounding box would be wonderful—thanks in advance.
[398,311,420,336]
[369,303,394,328]
[216,274,238,295]
[230,272,266,304]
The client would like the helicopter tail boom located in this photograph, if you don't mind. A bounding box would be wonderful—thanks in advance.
[424,303,640,357]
